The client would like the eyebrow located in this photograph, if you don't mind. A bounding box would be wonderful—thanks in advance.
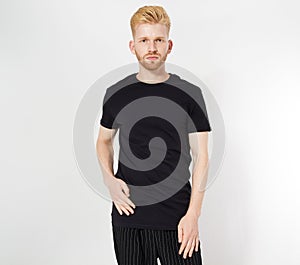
[137,36,166,40]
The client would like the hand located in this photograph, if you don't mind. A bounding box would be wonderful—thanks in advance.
[177,212,200,259]
[105,176,136,216]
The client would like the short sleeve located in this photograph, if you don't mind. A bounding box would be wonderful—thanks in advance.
[100,90,118,129]
[187,88,212,133]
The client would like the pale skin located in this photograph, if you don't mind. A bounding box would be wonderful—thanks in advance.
[96,22,210,259]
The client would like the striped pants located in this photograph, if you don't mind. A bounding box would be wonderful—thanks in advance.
[112,225,202,265]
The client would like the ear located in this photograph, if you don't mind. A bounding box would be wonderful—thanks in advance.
[167,39,173,54]
[129,40,136,55]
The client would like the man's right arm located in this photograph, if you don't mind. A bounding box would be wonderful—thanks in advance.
[96,125,117,186]
[96,125,136,215]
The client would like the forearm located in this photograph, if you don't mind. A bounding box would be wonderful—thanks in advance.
[96,140,115,186]
[186,153,209,218]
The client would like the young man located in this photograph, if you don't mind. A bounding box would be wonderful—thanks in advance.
[96,5,211,265]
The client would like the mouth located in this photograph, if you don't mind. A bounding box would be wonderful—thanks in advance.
[146,56,159,60]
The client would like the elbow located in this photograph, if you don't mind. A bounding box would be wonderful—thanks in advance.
[192,152,209,163]
[96,138,112,154]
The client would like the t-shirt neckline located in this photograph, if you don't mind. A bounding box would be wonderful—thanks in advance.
[134,73,173,85]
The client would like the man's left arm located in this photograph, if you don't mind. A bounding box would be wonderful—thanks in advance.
[186,131,210,217]
[178,131,210,259]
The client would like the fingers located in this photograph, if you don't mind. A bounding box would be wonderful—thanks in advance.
[178,235,199,259]
[110,179,136,216]
[178,238,185,255]
[118,204,130,215]
[114,203,123,215]
[195,238,199,252]
[187,238,196,258]
[117,190,136,215]
[115,200,134,214]
[114,196,136,216]
[119,180,136,208]
[122,194,136,209]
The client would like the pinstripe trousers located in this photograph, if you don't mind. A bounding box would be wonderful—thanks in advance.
[112,225,202,265]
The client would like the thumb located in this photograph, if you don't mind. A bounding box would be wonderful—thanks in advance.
[121,182,130,197]
[178,226,183,243]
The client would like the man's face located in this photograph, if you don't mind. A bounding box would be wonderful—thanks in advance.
[129,23,173,70]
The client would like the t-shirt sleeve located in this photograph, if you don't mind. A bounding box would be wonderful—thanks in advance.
[187,88,212,133]
[100,90,117,129]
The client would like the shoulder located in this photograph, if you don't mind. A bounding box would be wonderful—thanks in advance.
[103,73,136,103]
[168,73,204,99]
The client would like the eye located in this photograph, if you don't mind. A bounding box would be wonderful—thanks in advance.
[156,39,162,42]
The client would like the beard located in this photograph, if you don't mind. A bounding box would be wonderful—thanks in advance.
[135,51,168,70]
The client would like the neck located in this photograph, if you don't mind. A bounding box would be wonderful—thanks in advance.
[136,64,170,84]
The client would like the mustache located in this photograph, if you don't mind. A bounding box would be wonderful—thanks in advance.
[145,54,160,58]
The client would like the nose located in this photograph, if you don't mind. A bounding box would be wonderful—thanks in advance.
[148,40,158,53]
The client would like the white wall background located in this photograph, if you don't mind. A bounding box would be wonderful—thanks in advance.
[1,0,299,264]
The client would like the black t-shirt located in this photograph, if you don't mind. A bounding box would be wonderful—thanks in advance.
[100,72,211,230]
